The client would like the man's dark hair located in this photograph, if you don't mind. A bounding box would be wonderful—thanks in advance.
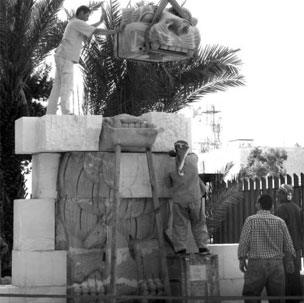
[76,5,91,17]
[258,194,273,210]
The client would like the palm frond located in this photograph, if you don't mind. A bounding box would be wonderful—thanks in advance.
[81,0,126,115]
[206,182,243,234]
[88,1,104,11]
[103,0,121,29]
[168,72,244,111]
[0,0,66,113]
[28,0,64,63]
[82,2,244,116]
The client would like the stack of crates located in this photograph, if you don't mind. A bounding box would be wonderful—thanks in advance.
[167,253,220,302]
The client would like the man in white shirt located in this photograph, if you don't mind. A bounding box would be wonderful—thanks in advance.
[46,5,117,115]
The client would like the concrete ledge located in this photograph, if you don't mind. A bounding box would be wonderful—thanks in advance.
[14,199,55,251]
[15,113,191,154]
[15,115,103,154]
[0,285,66,303]
[12,250,66,287]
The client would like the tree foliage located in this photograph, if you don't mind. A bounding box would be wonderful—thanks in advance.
[0,0,245,273]
[206,182,243,236]
[239,147,288,178]
[0,0,65,273]
[81,0,245,116]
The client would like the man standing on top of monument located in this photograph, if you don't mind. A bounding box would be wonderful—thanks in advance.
[46,5,118,115]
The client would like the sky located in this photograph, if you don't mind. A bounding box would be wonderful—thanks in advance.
[61,0,304,147]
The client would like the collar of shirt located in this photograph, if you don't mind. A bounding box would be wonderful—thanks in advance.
[256,210,271,215]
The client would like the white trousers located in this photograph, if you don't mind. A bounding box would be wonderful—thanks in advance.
[46,56,74,114]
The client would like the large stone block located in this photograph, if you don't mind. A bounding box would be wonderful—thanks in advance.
[15,113,191,154]
[14,199,55,251]
[58,152,175,199]
[15,117,38,154]
[32,153,61,199]
[0,285,66,303]
[12,250,67,287]
[209,244,243,279]
[120,153,175,197]
[15,115,103,154]
[209,244,244,298]
[141,112,192,151]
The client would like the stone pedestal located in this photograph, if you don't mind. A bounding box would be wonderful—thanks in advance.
[12,113,193,302]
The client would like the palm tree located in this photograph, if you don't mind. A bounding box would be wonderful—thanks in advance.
[0,0,65,271]
[81,0,245,116]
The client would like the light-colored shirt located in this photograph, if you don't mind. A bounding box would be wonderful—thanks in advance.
[56,18,95,63]
[238,210,295,260]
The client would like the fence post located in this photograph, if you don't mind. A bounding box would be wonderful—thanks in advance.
[293,174,301,208]
[249,179,255,214]
[243,179,249,226]
[261,177,267,192]
[300,173,304,209]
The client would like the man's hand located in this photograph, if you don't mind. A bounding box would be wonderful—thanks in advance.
[94,28,118,36]
[285,260,295,274]
[239,258,247,273]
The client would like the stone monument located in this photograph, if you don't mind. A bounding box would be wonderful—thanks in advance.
[13,112,190,301]
[12,112,219,302]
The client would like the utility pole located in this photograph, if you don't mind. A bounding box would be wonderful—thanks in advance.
[201,105,222,152]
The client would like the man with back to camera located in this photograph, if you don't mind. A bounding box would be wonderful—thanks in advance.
[46,5,118,115]
[238,194,295,303]
[276,184,303,303]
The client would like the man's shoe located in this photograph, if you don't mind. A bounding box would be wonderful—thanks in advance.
[198,247,211,256]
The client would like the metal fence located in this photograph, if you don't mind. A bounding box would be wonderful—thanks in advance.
[209,173,304,244]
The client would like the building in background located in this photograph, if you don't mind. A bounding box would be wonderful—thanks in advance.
[198,142,304,180]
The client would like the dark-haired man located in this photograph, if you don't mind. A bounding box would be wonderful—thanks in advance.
[47,5,118,115]
[238,194,295,303]
[276,184,303,303]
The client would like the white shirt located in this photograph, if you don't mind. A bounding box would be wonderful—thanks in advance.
[56,18,95,63]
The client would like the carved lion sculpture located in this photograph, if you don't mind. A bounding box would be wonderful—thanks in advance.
[116,3,200,60]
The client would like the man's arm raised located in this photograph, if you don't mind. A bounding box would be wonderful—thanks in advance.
[94,28,118,35]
